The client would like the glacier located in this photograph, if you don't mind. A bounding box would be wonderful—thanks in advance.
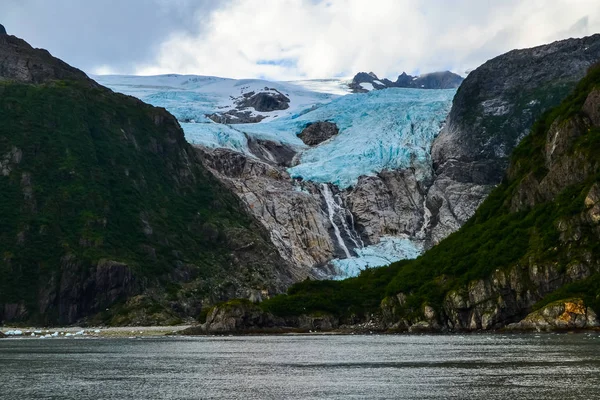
[96,74,455,278]
[230,88,454,188]
[95,74,341,124]
[331,236,424,279]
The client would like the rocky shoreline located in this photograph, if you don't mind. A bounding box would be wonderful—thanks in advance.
[174,296,600,336]
[0,325,192,338]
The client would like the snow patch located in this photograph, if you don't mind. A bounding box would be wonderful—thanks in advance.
[359,82,374,91]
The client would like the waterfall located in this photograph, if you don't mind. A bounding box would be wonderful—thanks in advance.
[418,196,431,240]
[320,183,363,259]
[334,192,365,249]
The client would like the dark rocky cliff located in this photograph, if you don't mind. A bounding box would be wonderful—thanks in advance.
[0,35,293,326]
[428,34,600,244]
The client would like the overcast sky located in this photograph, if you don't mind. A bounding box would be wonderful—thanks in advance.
[2,0,599,80]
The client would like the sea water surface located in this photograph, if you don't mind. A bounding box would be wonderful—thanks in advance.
[1,334,599,399]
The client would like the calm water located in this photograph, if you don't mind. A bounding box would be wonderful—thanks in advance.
[1,334,600,399]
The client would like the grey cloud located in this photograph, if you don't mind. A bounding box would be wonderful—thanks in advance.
[0,0,227,73]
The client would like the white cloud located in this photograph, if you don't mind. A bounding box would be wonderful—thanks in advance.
[136,0,600,80]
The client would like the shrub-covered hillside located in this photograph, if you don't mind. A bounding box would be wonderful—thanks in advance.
[0,35,291,326]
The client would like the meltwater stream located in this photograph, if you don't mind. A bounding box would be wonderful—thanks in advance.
[1,334,600,399]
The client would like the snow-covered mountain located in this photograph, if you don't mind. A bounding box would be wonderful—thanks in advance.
[96,74,455,278]
[95,74,346,123]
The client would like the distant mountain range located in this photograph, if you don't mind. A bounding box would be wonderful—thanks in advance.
[349,71,464,93]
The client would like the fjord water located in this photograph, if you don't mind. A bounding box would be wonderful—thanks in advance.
[2,335,600,399]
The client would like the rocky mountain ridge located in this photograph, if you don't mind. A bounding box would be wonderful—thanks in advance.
[0,33,294,326]
[349,71,464,93]
[428,34,600,244]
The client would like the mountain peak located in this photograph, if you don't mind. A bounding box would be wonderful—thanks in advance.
[349,70,463,93]
[0,34,91,84]
[0,24,6,35]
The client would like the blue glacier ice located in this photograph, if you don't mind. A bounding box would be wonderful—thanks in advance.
[95,74,339,124]
[96,75,454,190]
[181,122,251,154]
[236,88,455,188]
[331,236,424,279]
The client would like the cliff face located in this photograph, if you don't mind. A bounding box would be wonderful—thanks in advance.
[0,35,293,326]
[199,64,600,334]
[384,67,600,331]
[428,34,600,245]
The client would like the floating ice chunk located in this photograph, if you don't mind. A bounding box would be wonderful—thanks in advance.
[75,330,85,336]
[5,330,23,336]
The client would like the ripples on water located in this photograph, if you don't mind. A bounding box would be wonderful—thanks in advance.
[1,334,600,399]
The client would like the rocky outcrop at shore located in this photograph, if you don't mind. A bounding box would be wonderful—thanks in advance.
[506,299,599,331]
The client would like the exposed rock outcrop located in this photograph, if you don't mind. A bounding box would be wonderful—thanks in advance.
[206,89,290,124]
[184,300,285,334]
[197,146,339,278]
[239,90,290,112]
[0,34,92,84]
[506,299,599,331]
[428,34,600,244]
[298,121,339,146]
[343,169,429,243]
[206,110,266,124]
[0,24,6,35]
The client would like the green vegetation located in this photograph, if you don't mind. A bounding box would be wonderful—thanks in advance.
[260,63,600,321]
[0,80,274,324]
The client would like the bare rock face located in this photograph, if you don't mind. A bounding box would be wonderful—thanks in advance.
[0,24,6,35]
[197,147,339,279]
[343,169,428,243]
[0,34,92,84]
[298,122,339,146]
[428,34,600,244]
[239,90,290,112]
